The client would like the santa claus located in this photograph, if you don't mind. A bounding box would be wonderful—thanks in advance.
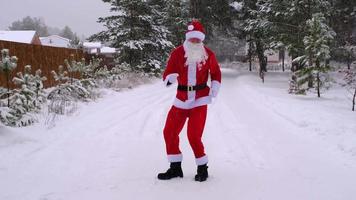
[158,20,222,182]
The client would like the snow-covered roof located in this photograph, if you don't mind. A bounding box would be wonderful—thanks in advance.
[89,46,116,54]
[40,35,70,42]
[40,35,71,48]
[100,47,116,54]
[0,30,37,44]
[83,42,102,49]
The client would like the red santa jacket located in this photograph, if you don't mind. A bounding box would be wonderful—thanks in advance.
[163,44,222,109]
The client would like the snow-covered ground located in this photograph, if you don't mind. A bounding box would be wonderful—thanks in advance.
[1,68,356,200]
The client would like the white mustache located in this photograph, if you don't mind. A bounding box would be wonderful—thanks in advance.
[183,40,208,65]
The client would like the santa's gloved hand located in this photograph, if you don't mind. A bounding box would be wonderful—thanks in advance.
[210,81,221,98]
[164,73,178,87]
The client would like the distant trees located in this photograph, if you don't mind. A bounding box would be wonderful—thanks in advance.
[9,16,49,37]
[8,16,80,42]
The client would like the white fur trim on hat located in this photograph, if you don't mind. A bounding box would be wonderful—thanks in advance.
[186,31,205,41]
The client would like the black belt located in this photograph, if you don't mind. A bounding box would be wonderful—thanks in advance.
[177,83,207,92]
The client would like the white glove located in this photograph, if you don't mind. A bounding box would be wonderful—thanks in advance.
[210,80,221,97]
[164,73,178,87]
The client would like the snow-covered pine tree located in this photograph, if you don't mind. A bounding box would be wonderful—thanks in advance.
[164,0,189,46]
[329,0,356,57]
[64,57,100,99]
[12,65,37,112]
[190,0,235,40]
[48,65,86,115]
[50,64,90,102]
[238,0,273,81]
[343,43,356,70]
[293,13,335,97]
[0,49,18,107]
[0,65,38,127]
[342,67,356,111]
[90,0,173,75]
[256,0,331,72]
[32,69,47,110]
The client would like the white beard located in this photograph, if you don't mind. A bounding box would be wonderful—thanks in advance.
[183,40,208,65]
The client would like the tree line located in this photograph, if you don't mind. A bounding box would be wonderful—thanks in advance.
[7,16,81,44]
[89,0,355,98]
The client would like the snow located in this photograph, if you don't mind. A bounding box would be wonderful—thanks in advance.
[230,1,243,11]
[90,46,116,54]
[0,30,36,44]
[1,68,356,200]
[83,42,115,54]
[100,47,116,54]
[83,42,102,48]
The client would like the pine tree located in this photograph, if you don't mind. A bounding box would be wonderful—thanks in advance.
[329,0,356,47]
[12,65,37,112]
[90,0,173,75]
[342,67,356,111]
[165,0,189,46]
[257,0,331,71]
[293,13,335,97]
[0,65,38,127]
[9,16,49,37]
[237,0,273,80]
[61,26,75,40]
[0,49,18,107]
[189,0,234,40]
[32,69,47,110]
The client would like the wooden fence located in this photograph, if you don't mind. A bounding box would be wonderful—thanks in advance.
[0,40,86,89]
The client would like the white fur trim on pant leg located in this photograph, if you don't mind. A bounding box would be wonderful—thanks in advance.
[185,31,205,41]
[196,155,208,166]
[168,154,183,162]
[163,73,178,86]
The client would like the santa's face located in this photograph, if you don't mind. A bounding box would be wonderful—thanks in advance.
[188,38,202,44]
[183,39,207,65]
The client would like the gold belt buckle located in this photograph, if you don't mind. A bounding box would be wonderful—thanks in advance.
[187,86,194,91]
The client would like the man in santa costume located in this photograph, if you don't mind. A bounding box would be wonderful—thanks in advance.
[157,20,221,182]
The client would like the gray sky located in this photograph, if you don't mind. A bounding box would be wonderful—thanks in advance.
[0,0,111,38]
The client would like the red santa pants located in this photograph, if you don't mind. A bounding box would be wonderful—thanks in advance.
[163,105,208,165]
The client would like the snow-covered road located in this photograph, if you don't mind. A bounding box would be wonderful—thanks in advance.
[1,69,356,200]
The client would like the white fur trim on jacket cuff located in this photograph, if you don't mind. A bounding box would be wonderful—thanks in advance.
[168,154,183,162]
[196,155,208,166]
[210,80,221,97]
[164,73,178,86]
[186,31,205,41]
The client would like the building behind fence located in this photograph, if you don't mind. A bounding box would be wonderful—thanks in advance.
[0,40,86,88]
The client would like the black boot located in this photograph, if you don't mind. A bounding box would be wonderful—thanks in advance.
[195,164,208,182]
[157,162,183,180]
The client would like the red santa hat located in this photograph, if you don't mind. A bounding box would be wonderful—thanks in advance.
[185,20,206,41]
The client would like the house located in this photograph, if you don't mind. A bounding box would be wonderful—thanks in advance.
[0,30,41,45]
[83,42,116,57]
[40,35,71,48]
[83,42,116,68]
[83,42,102,54]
